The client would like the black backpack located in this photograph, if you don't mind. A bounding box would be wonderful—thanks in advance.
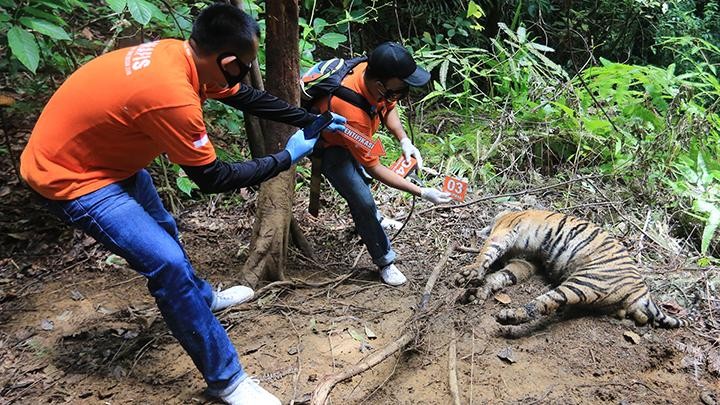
[300,55,380,122]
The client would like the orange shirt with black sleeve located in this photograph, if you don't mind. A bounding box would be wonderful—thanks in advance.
[312,62,395,168]
[20,39,236,200]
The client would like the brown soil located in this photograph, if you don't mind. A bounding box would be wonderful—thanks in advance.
[1,163,719,405]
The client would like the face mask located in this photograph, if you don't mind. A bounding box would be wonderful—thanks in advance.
[216,52,251,87]
[378,81,409,101]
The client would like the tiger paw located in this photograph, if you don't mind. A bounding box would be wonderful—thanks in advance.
[453,267,482,288]
[460,288,486,305]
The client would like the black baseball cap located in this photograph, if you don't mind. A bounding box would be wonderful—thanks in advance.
[368,42,431,87]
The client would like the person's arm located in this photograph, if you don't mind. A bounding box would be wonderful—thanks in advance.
[216,83,317,128]
[180,128,321,194]
[365,164,421,195]
[385,108,424,170]
[181,151,291,194]
[385,108,408,142]
[365,163,451,205]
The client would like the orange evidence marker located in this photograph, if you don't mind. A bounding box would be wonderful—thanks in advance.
[389,156,417,178]
[442,176,468,202]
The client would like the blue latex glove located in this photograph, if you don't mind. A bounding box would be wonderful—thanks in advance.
[285,129,318,164]
[327,112,347,132]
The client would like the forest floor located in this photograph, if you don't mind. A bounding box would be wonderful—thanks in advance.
[1,131,719,404]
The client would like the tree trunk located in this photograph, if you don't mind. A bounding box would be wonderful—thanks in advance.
[241,0,300,285]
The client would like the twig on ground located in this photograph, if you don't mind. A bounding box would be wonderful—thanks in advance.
[351,247,366,269]
[448,328,461,405]
[457,246,481,254]
[470,327,475,405]
[310,243,457,405]
[408,175,605,218]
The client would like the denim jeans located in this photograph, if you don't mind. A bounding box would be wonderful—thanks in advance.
[321,147,396,267]
[39,170,244,397]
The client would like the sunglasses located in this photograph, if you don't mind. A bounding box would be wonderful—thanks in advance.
[379,82,410,101]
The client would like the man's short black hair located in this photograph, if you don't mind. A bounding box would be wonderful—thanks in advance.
[191,3,260,55]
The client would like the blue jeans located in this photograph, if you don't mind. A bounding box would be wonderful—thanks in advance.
[39,170,244,397]
[321,147,396,267]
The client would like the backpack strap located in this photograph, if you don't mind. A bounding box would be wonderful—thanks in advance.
[333,86,375,119]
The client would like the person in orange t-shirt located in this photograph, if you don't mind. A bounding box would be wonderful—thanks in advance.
[19,4,345,405]
[306,42,451,286]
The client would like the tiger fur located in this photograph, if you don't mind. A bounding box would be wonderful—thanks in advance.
[455,210,687,328]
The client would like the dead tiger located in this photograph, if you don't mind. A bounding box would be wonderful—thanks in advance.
[455,210,687,328]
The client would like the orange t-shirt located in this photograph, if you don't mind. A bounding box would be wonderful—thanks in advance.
[20,39,235,200]
[312,62,395,168]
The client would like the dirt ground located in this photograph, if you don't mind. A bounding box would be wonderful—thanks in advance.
[1,156,719,404]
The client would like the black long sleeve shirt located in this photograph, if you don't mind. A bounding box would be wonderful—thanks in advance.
[181,151,291,194]
[184,84,316,193]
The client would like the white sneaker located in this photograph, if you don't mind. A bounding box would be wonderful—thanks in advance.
[221,377,281,405]
[210,286,254,312]
[380,217,404,231]
[380,264,407,286]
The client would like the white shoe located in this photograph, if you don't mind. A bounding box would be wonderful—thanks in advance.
[210,286,254,311]
[380,264,407,286]
[380,217,404,231]
[221,377,281,405]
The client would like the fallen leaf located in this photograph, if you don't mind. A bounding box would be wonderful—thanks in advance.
[8,232,32,240]
[497,347,516,363]
[660,300,687,316]
[364,325,377,340]
[494,293,512,304]
[348,328,366,343]
[96,305,114,315]
[309,318,318,334]
[105,254,127,267]
[40,320,54,331]
[623,331,642,344]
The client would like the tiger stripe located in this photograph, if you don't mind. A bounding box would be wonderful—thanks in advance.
[461,210,688,328]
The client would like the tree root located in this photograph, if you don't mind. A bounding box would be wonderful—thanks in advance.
[310,243,457,405]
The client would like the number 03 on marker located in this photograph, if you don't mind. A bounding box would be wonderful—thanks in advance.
[442,176,468,202]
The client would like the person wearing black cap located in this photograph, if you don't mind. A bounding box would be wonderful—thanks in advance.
[308,42,451,286]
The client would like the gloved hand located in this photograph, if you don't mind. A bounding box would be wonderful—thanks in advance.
[285,129,318,164]
[400,137,424,170]
[327,112,347,132]
[420,187,452,205]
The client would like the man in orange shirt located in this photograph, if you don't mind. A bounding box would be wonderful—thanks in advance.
[20,4,344,405]
[307,43,451,286]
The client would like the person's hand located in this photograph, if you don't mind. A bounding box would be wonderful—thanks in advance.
[327,112,347,132]
[285,129,318,164]
[420,187,452,205]
[400,137,424,170]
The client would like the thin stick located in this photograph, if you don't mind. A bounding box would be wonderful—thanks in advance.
[311,243,457,405]
[470,327,475,405]
[408,175,605,218]
[448,328,461,405]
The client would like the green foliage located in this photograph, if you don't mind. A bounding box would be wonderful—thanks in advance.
[1,0,75,72]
